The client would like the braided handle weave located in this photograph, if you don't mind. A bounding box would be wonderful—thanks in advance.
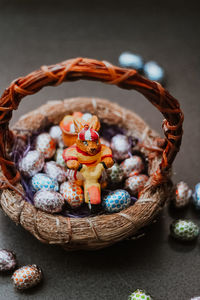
[0,57,183,187]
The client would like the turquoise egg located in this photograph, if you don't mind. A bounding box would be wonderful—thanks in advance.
[193,183,200,210]
[143,61,164,82]
[128,289,153,300]
[170,219,199,241]
[31,173,59,192]
[102,189,131,213]
[118,52,144,70]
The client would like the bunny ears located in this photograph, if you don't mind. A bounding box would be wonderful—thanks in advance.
[74,115,100,142]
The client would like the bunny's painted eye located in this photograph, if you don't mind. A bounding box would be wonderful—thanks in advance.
[83,141,88,146]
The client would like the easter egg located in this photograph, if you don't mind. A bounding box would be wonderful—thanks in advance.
[125,174,149,195]
[60,181,84,208]
[44,161,66,183]
[111,134,131,160]
[18,150,44,177]
[107,163,124,184]
[33,190,64,213]
[193,183,200,210]
[120,156,144,177]
[102,189,131,213]
[82,113,92,121]
[191,297,200,300]
[170,219,199,241]
[54,148,66,167]
[12,265,42,290]
[143,61,164,82]
[35,133,56,159]
[128,289,153,300]
[49,125,64,148]
[0,249,17,272]
[173,181,192,208]
[31,173,59,192]
[118,52,144,70]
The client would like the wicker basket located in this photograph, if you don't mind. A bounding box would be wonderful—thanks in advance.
[0,58,183,250]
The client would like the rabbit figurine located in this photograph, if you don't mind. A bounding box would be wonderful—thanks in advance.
[62,116,114,206]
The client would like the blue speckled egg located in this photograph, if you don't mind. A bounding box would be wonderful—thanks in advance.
[31,173,59,192]
[193,183,200,210]
[102,189,131,213]
[143,61,164,82]
[118,52,143,70]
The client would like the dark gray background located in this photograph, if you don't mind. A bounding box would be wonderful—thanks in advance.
[0,0,200,299]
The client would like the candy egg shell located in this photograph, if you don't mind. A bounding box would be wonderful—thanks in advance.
[44,161,66,183]
[193,183,200,210]
[102,189,131,213]
[128,289,153,300]
[174,181,192,208]
[143,61,164,82]
[170,219,199,241]
[18,150,44,177]
[111,134,131,160]
[49,125,64,148]
[34,190,64,213]
[54,148,66,167]
[60,181,84,208]
[107,163,124,184]
[35,133,56,159]
[120,156,144,178]
[118,52,144,70]
[125,174,149,195]
[0,249,17,272]
[12,265,42,290]
[31,173,59,192]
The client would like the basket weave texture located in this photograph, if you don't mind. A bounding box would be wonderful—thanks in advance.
[0,58,183,250]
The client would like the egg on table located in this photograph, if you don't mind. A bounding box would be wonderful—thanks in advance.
[35,133,56,159]
[12,265,42,290]
[0,249,17,272]
[193,183,200,210]
[60,181,84,208]
[173,181,192,208]
[31,173,59,192]
[102,189,131,213]
[128,289,153,300]
[33,190,65,213]
[170,219,199,241]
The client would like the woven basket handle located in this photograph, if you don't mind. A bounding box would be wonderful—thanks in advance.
[0,57,183,187]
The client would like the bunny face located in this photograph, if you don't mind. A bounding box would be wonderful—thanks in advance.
[76,138,101,155]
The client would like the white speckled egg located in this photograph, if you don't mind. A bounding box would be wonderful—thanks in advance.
[60,181,84,208]
[125,174,149,195]
[31,173,59,192]
[102,189,131,213]
[128,289,153,300]
[120,156,144,177]
[54,148,66,167]
[12,265,42,290]
[33,190,64,213]
[193,183,200,210]
[107,163,124,184]
[111,134,131,160]
[118,52,144,70]
[174,181,192,208]
[49,125,64,148]
[0,249,17,272]
[143,61,164,82]
[18,150,44,177]
[170,219,199,241]
[82,113,92,121]
[44,161,66,183]
[35,133,56,159]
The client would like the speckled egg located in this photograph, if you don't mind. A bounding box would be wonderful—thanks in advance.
[44,161,66,183]
[35,133,56,159]
[120,156,144,177]
[60,181,84,208]
[125,174,149,195]
[173,181,192,208]
[33,190,64,213]
[118,52,144,70]
[18,150,44,177]
[102,189,131,213]
[12,265,42,290]
[193,183,200,210]
[143,61,164,82]
[107,163,124,184]
[31,173,59,192]
[111,134,131,160]
[49,125,64,148]
[128,289,153,300]
[0,249,17,272]
[54,148,66,167]
[170,219,199,241]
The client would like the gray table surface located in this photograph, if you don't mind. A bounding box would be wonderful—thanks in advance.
[0,0,200,299]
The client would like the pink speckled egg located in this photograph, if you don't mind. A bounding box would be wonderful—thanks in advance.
[120,156,144,178]
[111,134,131,160]
[12,265,42,290]
[35,133,56,159]
[33,190,64,213]
[174,181,192,208]
[60,181,84,208]
[125,174,149,195]
[18,150,44,177]
[44,161,66,183]
[0,249,17,272]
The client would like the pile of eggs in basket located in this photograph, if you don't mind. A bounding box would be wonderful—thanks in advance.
[17,112,149,216]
